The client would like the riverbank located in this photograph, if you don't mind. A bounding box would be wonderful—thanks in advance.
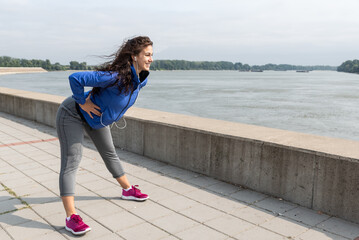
[0,67,47,75]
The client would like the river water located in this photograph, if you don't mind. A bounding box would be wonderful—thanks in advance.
[0,70,358,141]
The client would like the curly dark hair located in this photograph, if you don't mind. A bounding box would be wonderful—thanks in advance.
[92,36,153,95]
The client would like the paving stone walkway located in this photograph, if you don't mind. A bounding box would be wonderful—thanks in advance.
[0,112,358,240]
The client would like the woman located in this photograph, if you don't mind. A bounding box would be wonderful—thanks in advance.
[56,36,153,235]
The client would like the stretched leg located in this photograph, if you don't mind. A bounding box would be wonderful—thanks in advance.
[84,125,126,181]
[84,124,148,201]
[56,100,85,217]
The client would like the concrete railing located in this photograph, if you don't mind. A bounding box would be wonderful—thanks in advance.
[0,87,358,224]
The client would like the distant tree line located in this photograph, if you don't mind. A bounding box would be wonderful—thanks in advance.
[0,56,93,71]
[69,61,91,70]
[250,64,337,71]
[337,60,359,74]
[150,60,336,71]
[1,56,339,72]
[150,60,252,71]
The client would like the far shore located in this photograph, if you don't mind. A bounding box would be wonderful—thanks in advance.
[0,67,47,75]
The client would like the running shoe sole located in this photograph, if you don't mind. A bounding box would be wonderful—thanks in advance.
[65,226,91,235]
[121,195,149,201]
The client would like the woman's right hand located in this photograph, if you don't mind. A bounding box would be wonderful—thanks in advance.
[79,94,101,119]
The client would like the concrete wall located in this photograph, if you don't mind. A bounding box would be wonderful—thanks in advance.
[1,87,359,224]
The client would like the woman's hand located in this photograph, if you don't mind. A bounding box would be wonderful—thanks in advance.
[79,94,101,119]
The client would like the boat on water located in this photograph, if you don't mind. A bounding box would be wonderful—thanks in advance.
[296,70,310,73]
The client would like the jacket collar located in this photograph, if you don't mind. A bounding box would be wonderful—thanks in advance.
[131,64,149,84]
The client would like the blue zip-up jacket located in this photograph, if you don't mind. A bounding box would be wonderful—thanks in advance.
[69,65,149,129]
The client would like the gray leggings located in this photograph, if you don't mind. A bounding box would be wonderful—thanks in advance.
[56,97,125,196]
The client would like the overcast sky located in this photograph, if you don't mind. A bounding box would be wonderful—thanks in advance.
[1,0,358,66]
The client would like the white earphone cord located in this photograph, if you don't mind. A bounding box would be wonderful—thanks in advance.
[136,58,140,79]
[100,114,127,129]
[112,117,127,129]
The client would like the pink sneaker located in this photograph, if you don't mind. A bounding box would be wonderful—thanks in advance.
[65,214,91,235]
[121,185,149,201]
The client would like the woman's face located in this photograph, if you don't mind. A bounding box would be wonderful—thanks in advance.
[135,45,153,72]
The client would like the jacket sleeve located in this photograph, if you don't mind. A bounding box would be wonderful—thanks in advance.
[69,71,117,104]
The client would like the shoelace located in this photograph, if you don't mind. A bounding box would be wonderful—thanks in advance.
[133,185,141,195]
[71,215,83,224]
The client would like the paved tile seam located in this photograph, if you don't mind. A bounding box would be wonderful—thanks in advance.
[0,203,64,240]
[0,117,59,148]
[0,165,350,240]
[78,200,146,238]
[297,228,352,240]
[153,204,235,239]
[0,130,60,170]
[0,126,42,144]
[2,146,354,240]
[0,127,90,205]
[84,154,359,239]
[75,213,126,240]
[44,166,181,239]
[80,165,352,238]
[69,144,359,239]
[90,170,271,239]
[282,212,350,239]
[78,191,180,239]
[0,181,65,239]
[122,172,276,232]
[68,166,217,239]
[0,138,58,148]
[0,160,142,239]
[1,155,60,198]
[0,225,13,240]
